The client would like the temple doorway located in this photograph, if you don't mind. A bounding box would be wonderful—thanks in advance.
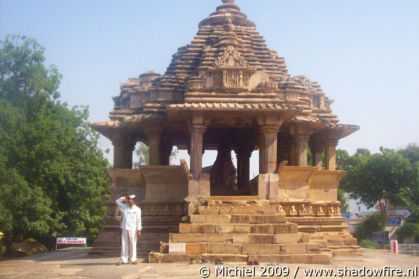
[199,127,256,196]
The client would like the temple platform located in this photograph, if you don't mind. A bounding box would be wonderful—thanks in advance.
[150,197,333,264]
[90,164,361,263]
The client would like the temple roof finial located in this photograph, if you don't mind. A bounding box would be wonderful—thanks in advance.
[222,0,235,4]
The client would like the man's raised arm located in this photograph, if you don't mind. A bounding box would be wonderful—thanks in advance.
[116,197,127,208]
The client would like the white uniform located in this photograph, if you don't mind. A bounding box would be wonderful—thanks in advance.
[116,197,142,263]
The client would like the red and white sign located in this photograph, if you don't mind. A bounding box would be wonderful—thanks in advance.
[56,237,87,245]
[391,240,398,254]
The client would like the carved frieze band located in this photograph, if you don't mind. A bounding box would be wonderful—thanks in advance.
[278,201,342,217]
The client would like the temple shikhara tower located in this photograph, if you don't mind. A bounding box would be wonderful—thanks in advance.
[90,0,361,263]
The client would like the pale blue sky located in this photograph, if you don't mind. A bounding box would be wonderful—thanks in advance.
[1,0,418,173]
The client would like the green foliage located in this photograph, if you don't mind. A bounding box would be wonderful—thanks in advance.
[340,147,416,214]
[134,142,178,167]
[337,189,349,212]
[398,182,419,220]
[358,239,374,249]
[398,144,419,164]
[0,35,110,252]
[396,222,419,243]
[337,148,371,173]
[354,213,386,240]
[134,143,150,167]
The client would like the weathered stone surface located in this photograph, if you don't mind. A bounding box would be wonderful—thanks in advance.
[202,253,248,263]
[264,215,287,223]
[280,243,307,254]
[242,244,281,255]
[273,233,300,244]
[250,224,274,234]
[215,224,250,233]
[343,237,358,246]
[307,243,321,251]
[190,214,231,223]
[249,215,265,224]
[186,243,207,256]
[231,214,250,223]
[179,223,192,233]
[248,234,273,244]
[207,243,242,254]
[198,206,220,214]
[149,252,196,263]
[231,234,249,244]
[248,253,332,264]
[273,223,297,234]
[191,224,216,233]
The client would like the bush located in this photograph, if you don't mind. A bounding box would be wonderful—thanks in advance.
[397,222,419,243]
[354,213,386,240]
[359,239,374,249]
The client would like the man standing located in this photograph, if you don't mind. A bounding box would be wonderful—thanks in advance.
[115,194,142,265]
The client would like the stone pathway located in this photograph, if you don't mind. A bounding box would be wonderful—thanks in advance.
[0,248,418,278]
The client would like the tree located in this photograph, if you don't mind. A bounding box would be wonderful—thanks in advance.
[336,148,371,212]
[338,189,349,212]
[0,35,110,253]
[354,213,386,240]
[341,147,416,229]
[398,144,419,164]
[134,143,178,167]
[396,146,419,242]
[134,143,150,167]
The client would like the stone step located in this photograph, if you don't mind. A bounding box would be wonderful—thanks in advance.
[319,224,348,232]
[231,214,287,224]
[169,232,303,244]
[170,233,249,244]
[149,252,332,264]
[242,243,308,254]
[242,244,281,255]
[248,253,332,264]
[190,214,232,223]
[207,243,242,254]
[248,234,274,244]
[149,252,195,263]
[202,253,248,263]
[330,247,363,256]
[159,242,314,256]
[273,233,302,244]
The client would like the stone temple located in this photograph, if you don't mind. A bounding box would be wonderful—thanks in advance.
[90,0,361,263]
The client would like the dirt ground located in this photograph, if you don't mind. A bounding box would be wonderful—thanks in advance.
[0,248,418,279]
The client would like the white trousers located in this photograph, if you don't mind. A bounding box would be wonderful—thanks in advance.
[120,229,137,263]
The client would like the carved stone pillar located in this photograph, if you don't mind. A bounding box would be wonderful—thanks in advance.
[146,130,162,166]
[258,125,280,174]
[325,140,338,171]
[290,124,313,167]
[189,124,206,179]
[309,137,324,169]
[278,132,290,164]
[288,140,297,166]
[234,138,254,191]
[112,135,136,169]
